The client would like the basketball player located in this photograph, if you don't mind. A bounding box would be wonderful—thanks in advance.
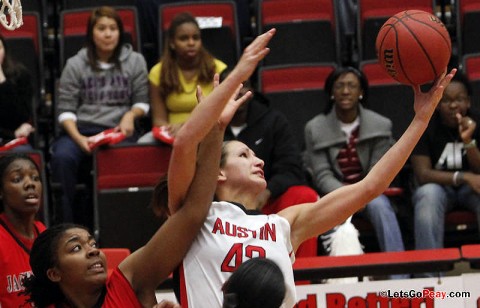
[162,68,456,307]
[22,29,276,308]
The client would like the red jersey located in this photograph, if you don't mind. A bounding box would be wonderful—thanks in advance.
[0,213,46,308]
[102,267,142,307]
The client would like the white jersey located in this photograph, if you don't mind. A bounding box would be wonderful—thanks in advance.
[178,201,297,308]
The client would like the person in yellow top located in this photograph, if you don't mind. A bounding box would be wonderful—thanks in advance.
[139,12,227,143]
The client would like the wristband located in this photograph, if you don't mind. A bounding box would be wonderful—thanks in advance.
[453,171,464,186]
[464,139,477,149]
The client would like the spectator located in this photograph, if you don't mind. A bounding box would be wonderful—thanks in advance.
[303,67,406,258]
[0,154,46,307]
[138,12,227,143]
[223,75,319,257]
[411,72,480,254]
[50,6,149,225]
[0,35,35,151]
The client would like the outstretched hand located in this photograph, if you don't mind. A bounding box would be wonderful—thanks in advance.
[233,28,276,83]
[195,74,252,129]
[412,68,457,121]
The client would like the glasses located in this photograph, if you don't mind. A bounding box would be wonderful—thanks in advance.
[333,82,360,91]
[439,96,469,105]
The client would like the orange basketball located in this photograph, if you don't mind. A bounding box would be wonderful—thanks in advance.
[376,10,451,85]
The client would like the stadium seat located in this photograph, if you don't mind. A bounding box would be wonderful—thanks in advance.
[93,144,171,252]
[360,60,415,141]
[100,248,131,276]
[158,1,240,67]
[357,0,435,62]
[258,63,336,150]
[61,0,136,10]
[463,52,480,109]
[257,0,340,66]
[59,6,141,69]
[456,0,480,60]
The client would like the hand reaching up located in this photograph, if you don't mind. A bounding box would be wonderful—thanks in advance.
[231,28,276,83]
[412,68,456,122]
[195,74,252,129]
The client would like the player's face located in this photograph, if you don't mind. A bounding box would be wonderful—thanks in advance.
[221,141,266,191]
[438,80,471,128]
[332,72,363,112]
[0,159,42,216]
[171,22,202,60]
[48,228,107,289]
[93,17,120,57]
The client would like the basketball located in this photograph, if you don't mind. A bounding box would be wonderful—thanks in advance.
[376,10,451,85]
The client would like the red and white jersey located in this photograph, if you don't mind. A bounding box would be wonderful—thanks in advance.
[178,201,296,308]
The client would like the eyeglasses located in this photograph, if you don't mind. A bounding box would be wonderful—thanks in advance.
[439,96,469,105]
[333,82,360,91]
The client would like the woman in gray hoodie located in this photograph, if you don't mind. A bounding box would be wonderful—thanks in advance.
[50,6,149,225]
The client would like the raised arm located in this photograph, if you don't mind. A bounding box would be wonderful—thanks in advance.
[167,28,276,214]
[118,122,224,306]
[280,69,457,250]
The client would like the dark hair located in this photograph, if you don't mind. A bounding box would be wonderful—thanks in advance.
[85,6,125,70]
[0,34,28,81]
[158,12,216,99]
[150,174,169,219]
[0,153,39,212]
[323,66,369,114]
[222,258,286,308]
[22,223,90,307]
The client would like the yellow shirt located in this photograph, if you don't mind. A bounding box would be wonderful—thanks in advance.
[149,59,227,124]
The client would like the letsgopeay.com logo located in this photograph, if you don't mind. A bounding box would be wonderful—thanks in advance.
[294,287,474,308]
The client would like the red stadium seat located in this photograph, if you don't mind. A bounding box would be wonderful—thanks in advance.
[93,144,171,251]
[158,1,240,67]
[360,60,414,141]
[357,0,435,62]
[463,52,480,109]
[100,248,131,276]
[257,0,340,66]
[258,63,336,150]
[456,0,480,60]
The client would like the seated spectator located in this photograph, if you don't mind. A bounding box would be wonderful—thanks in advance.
[303,67,406,260]
[223,74,319,257]
[0,154,46,307]
[0,35,35,151]
[411,72,480,254]
[138,12,227,143]
[50,6,149,225]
